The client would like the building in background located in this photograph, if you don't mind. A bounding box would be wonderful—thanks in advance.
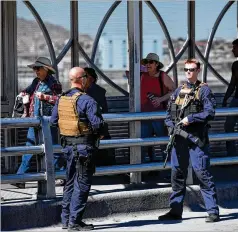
[99,33,162,70]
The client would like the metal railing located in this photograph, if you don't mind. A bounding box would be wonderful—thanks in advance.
[1,108,238,199]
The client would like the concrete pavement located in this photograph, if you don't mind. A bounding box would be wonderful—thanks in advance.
[1,178,238,231]
[14,200,238,231]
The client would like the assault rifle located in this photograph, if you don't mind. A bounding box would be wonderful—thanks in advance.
[164,123,181,168]
[163,90,194,168]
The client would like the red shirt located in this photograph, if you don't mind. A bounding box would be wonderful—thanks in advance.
[141,72,164,112]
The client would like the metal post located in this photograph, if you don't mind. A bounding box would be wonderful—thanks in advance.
[187,0,195,185]
[1,1,18,173]
[127,1,141,184]
[139,1,143,57]
[1,1,18,117]
[187,1,195,59]
[70,1,79,67]
[37,117,56,199]
[237,0,238,37]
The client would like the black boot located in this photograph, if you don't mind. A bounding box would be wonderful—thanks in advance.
[205,214,220,223]
[158,211,182,221]
[68,222,94,231]
[62,223,68,229]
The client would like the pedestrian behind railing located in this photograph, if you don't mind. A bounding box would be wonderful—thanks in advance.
[1,108,238,199]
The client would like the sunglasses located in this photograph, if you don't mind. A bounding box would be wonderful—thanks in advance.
[184,68,197,72]
[144,60,156,64]
[77,73,88,79]
[33,66,43,71]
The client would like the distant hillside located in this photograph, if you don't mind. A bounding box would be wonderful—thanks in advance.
[17,17,93,57]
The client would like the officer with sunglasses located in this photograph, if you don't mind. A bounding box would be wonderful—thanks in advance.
[50,67,106,231]
[158,59,219,223]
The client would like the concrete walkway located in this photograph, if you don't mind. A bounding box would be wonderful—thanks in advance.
[1,176,238,231]
[13,201,238,232]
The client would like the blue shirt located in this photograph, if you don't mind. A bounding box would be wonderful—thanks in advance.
[50,88,105,135]
[165,81,216,129]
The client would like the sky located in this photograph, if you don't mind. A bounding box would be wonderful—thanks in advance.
[17,0,237,41]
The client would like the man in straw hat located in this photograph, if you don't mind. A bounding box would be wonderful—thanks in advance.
[13,57,62,188]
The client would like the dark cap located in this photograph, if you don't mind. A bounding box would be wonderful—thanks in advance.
[84,67,98,82]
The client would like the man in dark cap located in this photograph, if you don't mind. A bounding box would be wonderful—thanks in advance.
[14,57,62,188]
[84,67,115,166]
[84,67,108,113]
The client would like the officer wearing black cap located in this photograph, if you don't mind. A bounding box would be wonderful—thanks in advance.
[50,67,106,231]
[158,59,219,223]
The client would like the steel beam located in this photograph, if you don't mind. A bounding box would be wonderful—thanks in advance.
[127,1,142,184]
[187,1,195,59]
[70,1,79,67]
[1,1,18,117]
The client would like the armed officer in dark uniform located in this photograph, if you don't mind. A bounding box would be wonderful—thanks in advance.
[158,59,220,223]
[50,67,105,231]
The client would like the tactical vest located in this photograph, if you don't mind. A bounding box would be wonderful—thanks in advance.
[58,92,91,136]
[171,82,204,122]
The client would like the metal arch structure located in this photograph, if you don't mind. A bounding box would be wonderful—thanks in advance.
[23,1,59,78]
[202,1,234,82]
[1,1,237,119]
[0,0,237,182]
[77,41,129,96]
[195,45,229,85]
[145,1,178,86]
[91,1,122,63]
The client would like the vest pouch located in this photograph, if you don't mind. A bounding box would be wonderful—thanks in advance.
[78,122,91,135]
[171,103,178,120]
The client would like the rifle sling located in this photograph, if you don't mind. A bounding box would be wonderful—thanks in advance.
[175,128,205,148]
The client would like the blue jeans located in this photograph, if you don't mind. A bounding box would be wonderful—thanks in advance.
[224,97,238,156]
[17,127,64,174]
[141,120,165,162]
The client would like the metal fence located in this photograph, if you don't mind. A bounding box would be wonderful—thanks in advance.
[1,108,238,199]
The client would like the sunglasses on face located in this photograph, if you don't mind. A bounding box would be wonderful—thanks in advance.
[184,68,197,72]
[77,73,88,79]
[33,66,43,71]
[144,60,156,64]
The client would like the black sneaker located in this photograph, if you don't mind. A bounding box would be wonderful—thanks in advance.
[158,211,182,221]
[68,222,94,231]
[205,214,220,223]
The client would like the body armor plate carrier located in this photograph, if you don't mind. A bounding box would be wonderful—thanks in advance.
[58,92,91,136]
[171,81,204,122]
[170,81,210,145]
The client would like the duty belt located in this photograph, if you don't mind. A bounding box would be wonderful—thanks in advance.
[62,135,95,146]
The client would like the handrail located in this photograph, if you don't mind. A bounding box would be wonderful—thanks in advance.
[2,133,238,156]
[1,108,238,198]
[2,156,238,184]
[1,107,238,127]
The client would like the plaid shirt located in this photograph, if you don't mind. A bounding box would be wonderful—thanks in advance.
[22,75,62,117]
